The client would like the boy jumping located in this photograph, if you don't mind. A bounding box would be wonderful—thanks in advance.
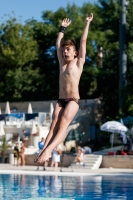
[35,13,93,163]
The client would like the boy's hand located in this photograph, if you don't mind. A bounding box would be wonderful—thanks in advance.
[62,18,71,27]
[86,13,93,23]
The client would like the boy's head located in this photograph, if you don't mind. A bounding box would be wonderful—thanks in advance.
[61,39,79,61]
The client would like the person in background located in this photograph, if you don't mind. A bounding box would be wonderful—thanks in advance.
[13,143,19,166]
[19,142,25,166]
[36,137,49,171]
[23,130,30,147]
[23,130,30,138]
[83,145,92,154]
[51,144,62,171]
[75,146,85,165]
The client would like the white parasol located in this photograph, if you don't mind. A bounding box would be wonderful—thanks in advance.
[100,121,128,150]
[50,103,54,116]
[5,101,10,114]
[28,103,33,114]
[31,121,37,135]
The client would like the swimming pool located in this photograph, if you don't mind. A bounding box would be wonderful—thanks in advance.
[0,174,133,200]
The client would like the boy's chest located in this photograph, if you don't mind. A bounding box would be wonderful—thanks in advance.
[61,64,78,76]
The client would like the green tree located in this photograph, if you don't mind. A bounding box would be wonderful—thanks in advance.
[95,0,120,119]
[124,0,133,115]
[0,18,41,101]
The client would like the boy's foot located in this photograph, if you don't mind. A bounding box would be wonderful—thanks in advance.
[35,148,52,163]
[34,147,46,163]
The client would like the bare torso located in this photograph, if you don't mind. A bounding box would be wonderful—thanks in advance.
[59,58,83,99]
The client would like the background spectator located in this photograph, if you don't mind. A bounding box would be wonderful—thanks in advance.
[23,130,30,147]
[13,143,19,166]
[19,142,25,166]
[51,144,62,171]
[75,146,85,165]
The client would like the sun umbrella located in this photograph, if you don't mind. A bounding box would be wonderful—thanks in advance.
[5,101,10,114]
[50,103,54,122]
[100,121,128,149]
[31,121,37,135]
[0,122,5,136]
[50,103,54,116]
[28,103,33,114]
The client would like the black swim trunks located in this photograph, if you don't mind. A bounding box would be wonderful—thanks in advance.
[57,98,80,108]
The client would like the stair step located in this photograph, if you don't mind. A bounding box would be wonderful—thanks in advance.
[83,161,99,163]
[71,163,94,167]
[83,158,100,161]
[72,161,96,165]
[70,165,94,169]
[70,155,102,170]
[84,157,100,160]
[84,155,100,158]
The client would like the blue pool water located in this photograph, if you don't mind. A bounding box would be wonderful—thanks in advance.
[0,174,133,200]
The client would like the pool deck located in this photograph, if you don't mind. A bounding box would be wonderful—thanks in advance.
[0,164,133,176]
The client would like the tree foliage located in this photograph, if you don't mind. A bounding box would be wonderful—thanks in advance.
[124,0,133,116]
[0,18,40,101]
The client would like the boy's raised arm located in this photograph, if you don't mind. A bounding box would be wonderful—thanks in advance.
[56,18,71,63]
[78,13,93,65]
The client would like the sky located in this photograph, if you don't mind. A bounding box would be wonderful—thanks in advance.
[0,0,95,24]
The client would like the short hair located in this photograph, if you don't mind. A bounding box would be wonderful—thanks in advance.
[61,39,79,51]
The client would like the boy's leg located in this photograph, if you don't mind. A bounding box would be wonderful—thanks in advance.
[34,103,64,162]
[36,101,79,163]
[43,103,64,148]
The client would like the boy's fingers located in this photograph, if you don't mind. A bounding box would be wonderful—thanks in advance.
[63,18,71,24]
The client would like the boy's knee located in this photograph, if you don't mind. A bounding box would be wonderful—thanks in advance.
[59,122,68,130]
[59,118,70,128]
[52,118,58,125]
